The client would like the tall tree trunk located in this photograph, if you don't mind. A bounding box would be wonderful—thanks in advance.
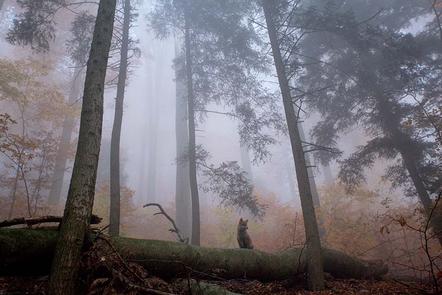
[48,67,84,205]
[262,0,325,290]
[322,164,334,184]
[399,143,442,245]
[0,0,5,11]
[378,96,442,245]
[145,42,161,204]
[145,107,158,203]
[109,0,131,237]
[298,122,326,239]
[298,122,320,208]
[240,143,253,181]
[48,1,117,294]
[184,8,200,246]
[174,37,192,240]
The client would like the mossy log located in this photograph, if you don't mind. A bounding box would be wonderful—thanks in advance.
[0,229,387,280]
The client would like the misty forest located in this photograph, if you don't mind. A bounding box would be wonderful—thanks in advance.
[0,0,441,294]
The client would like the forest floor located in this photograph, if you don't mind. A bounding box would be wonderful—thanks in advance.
[0,276,434,294]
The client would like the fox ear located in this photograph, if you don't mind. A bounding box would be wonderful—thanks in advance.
[245,219,248,223]
[239,218,243,222]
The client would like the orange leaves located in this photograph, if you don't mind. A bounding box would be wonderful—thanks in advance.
[0,58,73,219]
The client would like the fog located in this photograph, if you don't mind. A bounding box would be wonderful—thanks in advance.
[0,1,440,293]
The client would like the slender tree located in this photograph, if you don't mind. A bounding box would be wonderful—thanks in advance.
[47,11,96,206]
[145,41,161,203]
[48,0,117,293]
[174,36,192,239]
[262,0,325,290]
[240,143,253,181]
[48,67,84,205]
[109,0,131,237]
[183,4,200,245]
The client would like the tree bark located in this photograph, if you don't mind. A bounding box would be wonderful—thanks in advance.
[109,0,131,237]
[262,0,325,290]
[48,67,84,206]
[48,1,117,294]
[174,36,192,240]
[184,7,200,246]
[0,229,388,281]
[298,122,326,239]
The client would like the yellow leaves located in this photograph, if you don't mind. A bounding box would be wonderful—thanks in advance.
[0,58,67,112]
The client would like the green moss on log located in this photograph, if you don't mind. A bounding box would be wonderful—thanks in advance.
[0,229,387,280]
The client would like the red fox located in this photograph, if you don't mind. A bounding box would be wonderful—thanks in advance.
[237,218,254,249]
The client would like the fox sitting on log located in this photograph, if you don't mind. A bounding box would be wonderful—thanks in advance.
[237,218,254,249]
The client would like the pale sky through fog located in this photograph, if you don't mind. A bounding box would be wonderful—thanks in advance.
[0,0,416,211]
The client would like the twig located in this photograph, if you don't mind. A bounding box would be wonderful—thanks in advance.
[128,258,226,281]
[111,268,176,295]
[391,279,430,295]
[143,203,188,243]
[97,235,146,284]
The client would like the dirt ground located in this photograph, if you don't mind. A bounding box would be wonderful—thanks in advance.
[0,276,434,295]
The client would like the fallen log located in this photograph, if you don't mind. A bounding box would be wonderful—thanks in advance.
[0,214,102,228]
[0,229,388,281]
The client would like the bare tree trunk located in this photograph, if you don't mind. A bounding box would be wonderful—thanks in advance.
[109,0,131,237]
[145,42,162,204]
[240,143,253,181]
[298,122,326,239]
[322,164,333,184]
[48,1,117,294]
[184,8,200,246]
[262,0,325,290]
[145,110,158,202]
[174,37,192,240]
[48,68,84,205]
[298,123,320,208]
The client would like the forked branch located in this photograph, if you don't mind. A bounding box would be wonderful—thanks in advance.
[143,203,188,244]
